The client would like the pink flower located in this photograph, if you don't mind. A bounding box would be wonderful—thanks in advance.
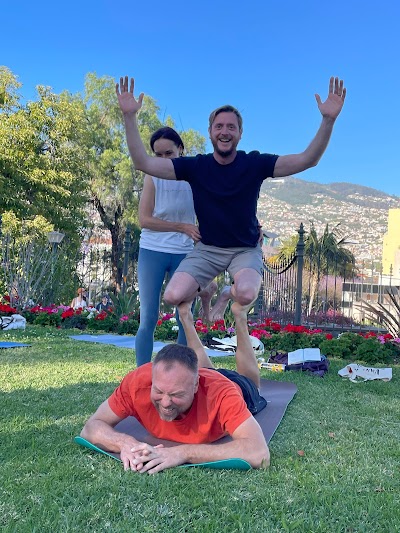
[120,315,129,322]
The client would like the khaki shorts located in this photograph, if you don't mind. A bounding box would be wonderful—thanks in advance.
[175,242,263,290]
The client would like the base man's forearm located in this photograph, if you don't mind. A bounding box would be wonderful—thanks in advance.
[180,438,270,469]
[80,420,139,453]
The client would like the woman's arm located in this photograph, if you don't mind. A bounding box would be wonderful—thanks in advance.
[139,175,201,241]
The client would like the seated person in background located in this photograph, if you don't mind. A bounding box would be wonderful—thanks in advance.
[96,295,110,312]
[80,301,268,474]
[70,288,87,310]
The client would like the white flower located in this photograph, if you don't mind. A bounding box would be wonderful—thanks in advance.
[169,317,177,323]
[172,325,179,331]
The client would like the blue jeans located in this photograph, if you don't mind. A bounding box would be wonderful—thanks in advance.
[135,248,188,366]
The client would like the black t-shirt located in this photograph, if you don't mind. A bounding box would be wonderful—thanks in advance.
[172,150,278,247]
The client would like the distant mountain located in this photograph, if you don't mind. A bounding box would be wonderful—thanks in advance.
[257,177,400,263]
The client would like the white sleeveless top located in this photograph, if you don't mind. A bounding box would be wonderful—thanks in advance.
[139,177,196,254]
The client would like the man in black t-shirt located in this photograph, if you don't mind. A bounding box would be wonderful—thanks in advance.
[116,76,346,385]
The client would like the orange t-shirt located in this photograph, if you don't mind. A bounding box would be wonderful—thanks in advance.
[108,363,251,443]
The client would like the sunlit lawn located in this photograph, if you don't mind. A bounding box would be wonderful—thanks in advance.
[1,326,399,532]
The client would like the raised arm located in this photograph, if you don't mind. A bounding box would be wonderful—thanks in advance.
[139,175,201,241]
[116,76,176,180]
[130,415,270,474]
[273,77,346,178]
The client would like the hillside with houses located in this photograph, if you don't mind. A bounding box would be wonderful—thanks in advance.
[257,177,400,265]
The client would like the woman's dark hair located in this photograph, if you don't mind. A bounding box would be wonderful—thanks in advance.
[150,127,185,153]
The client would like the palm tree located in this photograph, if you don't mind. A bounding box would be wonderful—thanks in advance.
[278,223,356,314]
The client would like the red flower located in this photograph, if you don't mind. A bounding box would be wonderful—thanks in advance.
[363,331,377,338]
[61,308,75,319]
[157,320,162,326]
[0,303,17,315]
[3,295,10,302]
[95,310,107,321]
[325,333,333,340]
[283,324,308,334]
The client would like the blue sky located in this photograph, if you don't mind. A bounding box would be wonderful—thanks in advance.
[3,0,399,196]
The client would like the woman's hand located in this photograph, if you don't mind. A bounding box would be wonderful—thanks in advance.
[181,224,201,242]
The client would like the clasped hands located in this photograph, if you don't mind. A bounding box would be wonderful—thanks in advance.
[120,441,186,474]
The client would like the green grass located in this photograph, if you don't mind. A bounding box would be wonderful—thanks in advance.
[1,326,399,533]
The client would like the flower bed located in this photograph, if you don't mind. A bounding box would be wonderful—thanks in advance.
[22,304,139,335]
[11,297,400,365]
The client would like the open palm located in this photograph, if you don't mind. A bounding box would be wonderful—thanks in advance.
[315,77,346,120]
[116,76,144,115]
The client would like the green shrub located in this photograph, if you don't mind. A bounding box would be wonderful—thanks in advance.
[154,322,178,341]
[117,319,139,335]
[319,338,352,359]
[21,311,36,324]
[87,315,119,332]
[61,315,88,330]
[109,291,139,318]
[261,332,320,353]
[34,312,61,327]
[355,338,391,365]
[337,332,365,352]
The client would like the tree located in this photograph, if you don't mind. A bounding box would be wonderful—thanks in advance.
[0,68,206,296]
[0,69,91,238]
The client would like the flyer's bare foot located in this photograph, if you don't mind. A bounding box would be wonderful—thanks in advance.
[198,281,218,322]
[209,285,232,323]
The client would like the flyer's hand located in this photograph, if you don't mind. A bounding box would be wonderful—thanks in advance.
[130,443,186,474]
[116,76,144,115]
[315,77,346,120]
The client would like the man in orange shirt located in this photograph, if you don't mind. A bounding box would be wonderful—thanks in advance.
[80,303,269,474]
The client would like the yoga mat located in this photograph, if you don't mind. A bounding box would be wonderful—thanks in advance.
[74,436,251,470]
[70,334,235,357]
[74,379,297,469]
[0,341,30,349]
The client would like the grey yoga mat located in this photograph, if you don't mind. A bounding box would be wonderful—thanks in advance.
[75,379,297,469]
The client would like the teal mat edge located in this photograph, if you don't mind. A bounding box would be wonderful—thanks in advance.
[74,436,251,470]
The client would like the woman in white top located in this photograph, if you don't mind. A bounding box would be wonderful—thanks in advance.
[135,127,215,366]
[70,288,87,310]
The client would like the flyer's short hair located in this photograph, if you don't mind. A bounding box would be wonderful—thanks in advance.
[153,344,198,374]
[208,105,243,132]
